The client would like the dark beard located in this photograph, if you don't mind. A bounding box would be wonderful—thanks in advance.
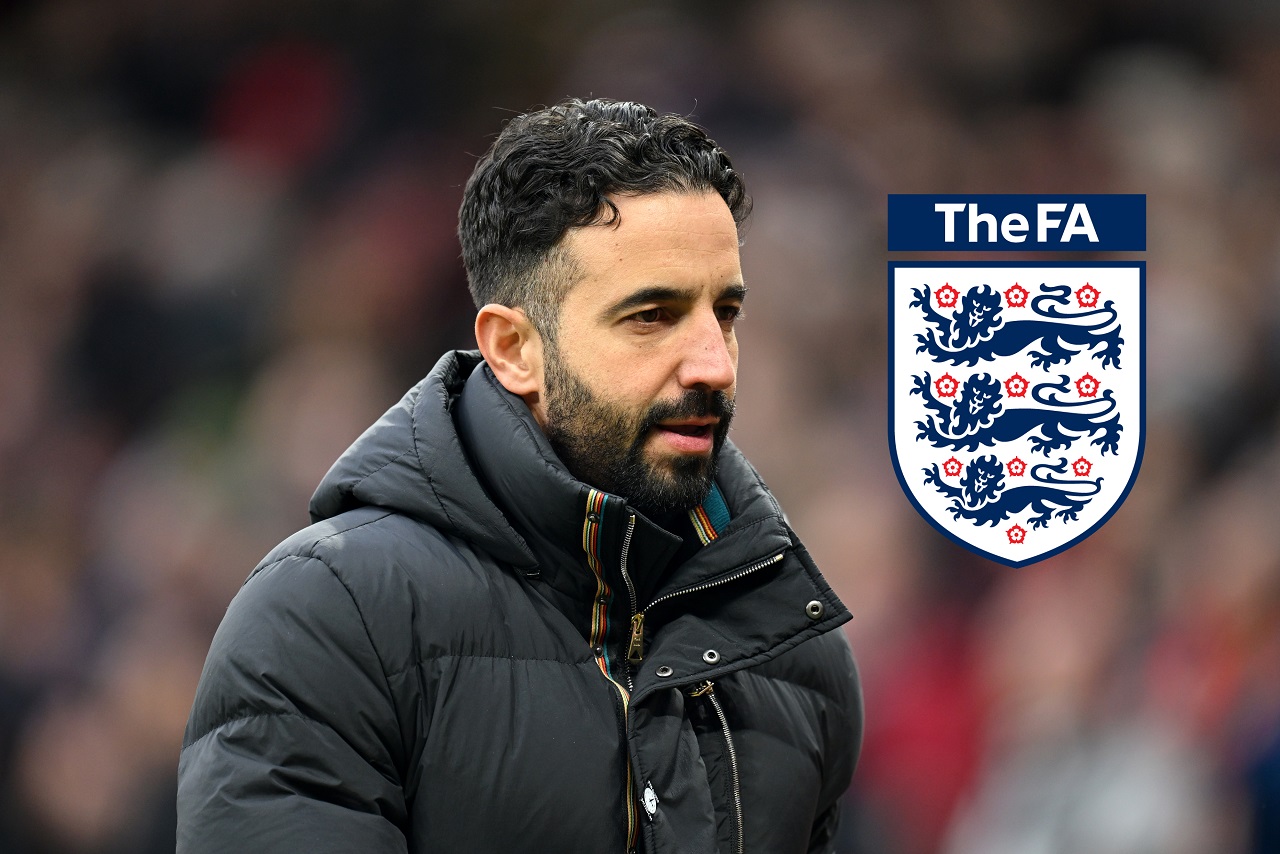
[542,355,734,516]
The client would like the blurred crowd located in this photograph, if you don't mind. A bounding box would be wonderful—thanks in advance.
[1,1,1278,852]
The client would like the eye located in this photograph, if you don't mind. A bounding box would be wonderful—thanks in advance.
[715,304,743,324]
[630,307,666,324]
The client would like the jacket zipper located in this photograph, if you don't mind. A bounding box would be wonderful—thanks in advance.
[619,514,639,693]
[608,685,638,854]
[614,517,640,851]
[616,515,641,851]
[691,680,743,854]
[626,552,785,667]
[615,527,781,851]
[584,494,639,852]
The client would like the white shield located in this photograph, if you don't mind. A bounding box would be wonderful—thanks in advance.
[889,262,1145,567]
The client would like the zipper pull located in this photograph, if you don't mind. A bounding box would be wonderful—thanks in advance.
[627,613,645,663]
[689,680,714,697]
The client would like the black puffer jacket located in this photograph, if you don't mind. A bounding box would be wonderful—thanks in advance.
[178,350,861,853]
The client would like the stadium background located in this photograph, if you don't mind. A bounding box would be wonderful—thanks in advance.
[1,1,1278,851]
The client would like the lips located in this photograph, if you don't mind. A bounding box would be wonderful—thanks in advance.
[652,419,718,453]
[656,419,717,437]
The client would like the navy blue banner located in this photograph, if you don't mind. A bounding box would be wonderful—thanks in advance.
[888,194,1146,251]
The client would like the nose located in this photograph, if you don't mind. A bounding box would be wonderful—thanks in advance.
[676,309,736,392]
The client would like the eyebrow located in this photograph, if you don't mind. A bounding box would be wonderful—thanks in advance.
[601,283,748,320]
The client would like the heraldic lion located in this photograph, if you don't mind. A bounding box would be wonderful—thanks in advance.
[910,282,1124,369]
[923,456,1104,528]
[912,372,1123,455]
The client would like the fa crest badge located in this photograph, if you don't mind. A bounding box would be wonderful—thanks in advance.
[889,262,1145,567]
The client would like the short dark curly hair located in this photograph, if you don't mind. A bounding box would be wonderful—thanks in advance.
[458,98,751,339]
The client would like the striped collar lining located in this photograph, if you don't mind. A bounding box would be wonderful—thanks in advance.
[689,482,730,546]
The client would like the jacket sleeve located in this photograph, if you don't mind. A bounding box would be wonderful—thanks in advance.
[177,554,409,853]
[807,629,863,854]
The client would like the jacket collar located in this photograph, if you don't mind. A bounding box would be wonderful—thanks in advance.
[454,355,808,601]
[312,349,850,689]
[310,350,536,571]
[456,357,687,603]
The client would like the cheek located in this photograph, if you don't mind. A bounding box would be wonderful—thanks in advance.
[555,346,660,423]
[593,347,681,399]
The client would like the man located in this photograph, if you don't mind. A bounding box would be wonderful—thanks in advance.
[178,98,861,853]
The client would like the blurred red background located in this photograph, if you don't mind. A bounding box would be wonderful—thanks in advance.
[1,2,1278,852]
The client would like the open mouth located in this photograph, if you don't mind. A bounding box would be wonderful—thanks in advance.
[651,419,719,453]
[660,424,712,437]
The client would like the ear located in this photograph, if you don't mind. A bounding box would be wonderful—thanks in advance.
[475,304,546,415]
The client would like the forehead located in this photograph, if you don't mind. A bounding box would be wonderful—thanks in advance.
[558,191,743,308]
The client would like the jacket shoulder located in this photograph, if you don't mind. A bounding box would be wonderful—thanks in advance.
[246,507,555,675]
[752,625,860,710]
[256,506,462,580]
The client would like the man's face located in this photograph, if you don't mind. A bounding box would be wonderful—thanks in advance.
[536,191,744,516]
